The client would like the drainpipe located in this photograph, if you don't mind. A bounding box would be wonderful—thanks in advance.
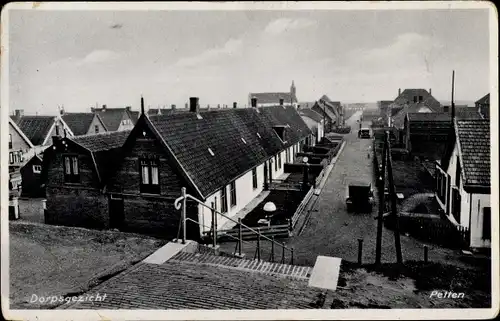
[468,193,472,248]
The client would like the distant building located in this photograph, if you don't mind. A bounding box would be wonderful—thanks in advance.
[10,110,74,197]
[298,108,324,143]
[475,93,490,119]
[61,111,108,136]
[389,88,442,129]
[434,119,490,249]
[249,81,298,107]
[377,100,393,126]
[91,105,137,132]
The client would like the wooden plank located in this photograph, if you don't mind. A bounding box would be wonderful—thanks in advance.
[308,256,342,291]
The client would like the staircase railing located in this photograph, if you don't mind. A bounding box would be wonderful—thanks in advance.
[174,187,294,264]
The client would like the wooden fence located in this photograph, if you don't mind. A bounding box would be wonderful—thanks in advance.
[384,212,470,249]
[291,186,314,228]
[208,223,291,242]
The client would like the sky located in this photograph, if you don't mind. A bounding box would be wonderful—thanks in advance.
[8,7,491,115]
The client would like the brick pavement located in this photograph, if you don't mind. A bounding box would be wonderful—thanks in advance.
[62,261,323,309]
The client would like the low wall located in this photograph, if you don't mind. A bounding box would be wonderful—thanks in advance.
[284,163,324,175]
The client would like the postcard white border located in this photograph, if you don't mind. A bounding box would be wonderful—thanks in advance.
[1,1,498,320]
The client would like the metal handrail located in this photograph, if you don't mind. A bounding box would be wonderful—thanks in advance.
[174,187,294,257]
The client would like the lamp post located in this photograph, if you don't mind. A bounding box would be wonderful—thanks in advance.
[261,201,277,227]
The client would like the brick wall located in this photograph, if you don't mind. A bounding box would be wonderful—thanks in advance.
[119,195,200,240]
[107,133,185,197]
[46,186,109,228]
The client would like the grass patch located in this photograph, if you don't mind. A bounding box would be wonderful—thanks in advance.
[9,221,166,309]
[363,260,491,293]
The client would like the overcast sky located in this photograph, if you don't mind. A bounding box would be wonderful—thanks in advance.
[8,8,491,115]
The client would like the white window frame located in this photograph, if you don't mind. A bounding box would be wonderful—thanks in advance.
[33,165,42,174]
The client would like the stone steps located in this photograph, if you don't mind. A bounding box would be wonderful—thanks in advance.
[169,251,312,280]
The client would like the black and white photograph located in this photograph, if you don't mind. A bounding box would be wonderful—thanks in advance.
[1,2,498,320]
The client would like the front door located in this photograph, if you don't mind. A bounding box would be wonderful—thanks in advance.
[451,188,461,223]
[109,195,124,229]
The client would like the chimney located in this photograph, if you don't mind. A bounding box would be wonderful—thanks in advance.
[398,88,401,96]
[443,105,449,113]
[59,108,64,116]
[429,88,432,95]
[217,104,220,109]
[251,97,257,108]
[171,104,176,111]
[141,96,145,114]
[102,104,107,111]
[189,97,199,113]
[233,102,237,109]
[125,106,131,112]
[15,109,24,118]
[279,98,284,106]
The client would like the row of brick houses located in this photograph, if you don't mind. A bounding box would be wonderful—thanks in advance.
[42,97,315,239]
[8,106,140,198]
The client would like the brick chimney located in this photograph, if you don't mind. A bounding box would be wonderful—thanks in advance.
[251,97,257,108]
[15,109,24,118]
[233,102,237,109]
[189,97,199,113]
[102,104,107,111]
[398,88,401,96]
[171,104,176,111]
[279,98,284,106]
[429,88,432,95]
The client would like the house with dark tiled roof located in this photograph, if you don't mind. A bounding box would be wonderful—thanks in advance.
[403,108,484,161]
[298,99,337,132]
[434,119,491,249]
[8,115,34,194]
[61,112,108,136]
[249,81,298,107]
[377,100,393,126]
[10,109,74,197]
[42,130,131,228]
[43,97,314,239]
[388,88,442,129]
[475,93,490,119]
[91,105,136,132]
[20,153,44,198]
[298,108,324,143]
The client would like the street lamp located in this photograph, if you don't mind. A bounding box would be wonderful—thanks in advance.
[260,201,277,227]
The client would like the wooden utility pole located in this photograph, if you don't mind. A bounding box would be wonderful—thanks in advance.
[375,131,388,265]
[451,70,455,122]
[386,133,403,264]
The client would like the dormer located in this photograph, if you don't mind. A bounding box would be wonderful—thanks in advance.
[272,125,287,143]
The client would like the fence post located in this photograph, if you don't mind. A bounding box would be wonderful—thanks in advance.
[271,236,275,262]
[257,228,261,262]
[282,242,286,263]
[181,187,187,244]
[238,218,243,256]
[211,202,216,248]
[358,239,363,265]
[288,218,293,234]
[291,247,294,265]
[424,245,428,263]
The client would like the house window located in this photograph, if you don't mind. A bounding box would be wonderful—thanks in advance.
[413,96,417,103]
[230,181,237,207]
[274,156,278,171]
[9,134,12,149]
[95,125,99,133]
[221,186,228,213]
[455,156,461,187]
[63,155,80,183]
[252,168,258,189]
[278,153,282,169]
[140,158,160,194]
[419,95,423,102]
[33,165,42,174]
[483,207,491,240]
[9,152,13,164]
